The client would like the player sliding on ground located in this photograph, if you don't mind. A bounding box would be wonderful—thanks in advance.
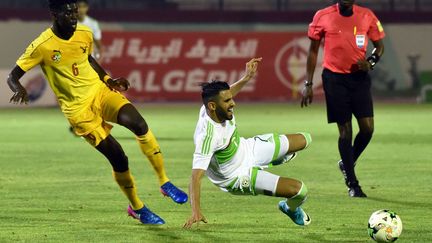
[184,58,311,228]
[6,0,187,225]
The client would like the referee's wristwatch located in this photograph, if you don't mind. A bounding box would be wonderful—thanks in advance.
[304,80,313,87]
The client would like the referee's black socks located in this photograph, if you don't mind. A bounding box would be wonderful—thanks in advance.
[353,132,373,164]
[338,137,359,186]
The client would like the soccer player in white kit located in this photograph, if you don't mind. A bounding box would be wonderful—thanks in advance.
[184,58,312,228]
[77,0,103,60]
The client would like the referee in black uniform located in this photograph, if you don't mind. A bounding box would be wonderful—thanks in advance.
[301,0,385,197]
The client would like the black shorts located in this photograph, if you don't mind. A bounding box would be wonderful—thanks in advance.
[322,68,374,124]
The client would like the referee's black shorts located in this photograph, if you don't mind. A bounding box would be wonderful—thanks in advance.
[322,68,374,124]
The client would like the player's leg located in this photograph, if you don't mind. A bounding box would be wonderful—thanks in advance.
[114,103,188,204]
[116,104,168,184]
[337,121,366,197]
[353,117,374,163]
[337,121,357,186]
[95,135,141,210]
[338,117,373,177]
[253,169,310,226]
[339,71,374,197]
[352,72,374,164]
[94,134,164,224]
[250,132,311,169]
[285,132,312,154]
[98,88,169,186]
[98,88,187,204]
[285,133,312,153]
[270,132,312,166]
[322,69,364,197]
[276,177,310,226]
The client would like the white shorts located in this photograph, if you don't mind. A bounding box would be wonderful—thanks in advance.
[220,133,289,195]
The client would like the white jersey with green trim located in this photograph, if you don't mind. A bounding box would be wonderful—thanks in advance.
[193,105,248,188]
[79,16,101,40]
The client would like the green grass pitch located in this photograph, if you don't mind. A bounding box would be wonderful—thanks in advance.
[1,103,431,242]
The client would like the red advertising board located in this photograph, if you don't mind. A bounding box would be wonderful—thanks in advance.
[102,31,324,102]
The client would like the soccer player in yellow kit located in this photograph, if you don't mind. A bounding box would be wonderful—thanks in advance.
[6,0,187,225]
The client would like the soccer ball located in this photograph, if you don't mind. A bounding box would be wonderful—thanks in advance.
[367,210,403,242]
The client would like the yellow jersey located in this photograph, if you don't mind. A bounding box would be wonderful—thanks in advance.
[16,24,105,116]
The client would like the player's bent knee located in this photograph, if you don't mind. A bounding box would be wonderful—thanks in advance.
[361,127,374,136]
[124,119,148,136]
[117,105,149,136]
[297,132,312,149]
[285,181,308,210]
[134,119,149,136]
[289,181,308,203]
[297,182,308,199]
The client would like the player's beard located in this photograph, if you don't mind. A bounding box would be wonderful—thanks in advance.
[215,106,232,122]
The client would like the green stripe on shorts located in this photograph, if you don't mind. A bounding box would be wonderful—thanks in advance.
[271,133,281,161]
[251,167,260,195]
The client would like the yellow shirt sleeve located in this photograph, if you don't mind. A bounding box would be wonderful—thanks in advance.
[16,40,43,72]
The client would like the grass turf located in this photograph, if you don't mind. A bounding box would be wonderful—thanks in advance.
[0,103,431,242]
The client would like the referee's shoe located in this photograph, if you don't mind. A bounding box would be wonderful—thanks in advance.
[338,160,367,197]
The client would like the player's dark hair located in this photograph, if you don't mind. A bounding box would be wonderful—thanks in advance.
[47,0,78,11]
[77,0,89,4]
[201,80,230,107]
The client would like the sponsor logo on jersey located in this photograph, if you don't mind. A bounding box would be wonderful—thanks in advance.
[80,45,88,54]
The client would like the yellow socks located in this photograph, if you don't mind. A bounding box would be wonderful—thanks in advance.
[136,130,169,186]
[113,170,144,210]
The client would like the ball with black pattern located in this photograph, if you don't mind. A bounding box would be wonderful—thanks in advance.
[367,209,403,242]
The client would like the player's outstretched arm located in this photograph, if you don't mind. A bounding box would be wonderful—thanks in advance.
[88,55,129,92]
[230,57,262,97]
[301,39,321,108]
[184,169,208,229]
[7,65,28,104]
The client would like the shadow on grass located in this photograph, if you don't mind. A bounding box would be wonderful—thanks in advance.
[303,233,363,243]
[145,226,183,241]
[129,223,231,242]
[367,196,432,208]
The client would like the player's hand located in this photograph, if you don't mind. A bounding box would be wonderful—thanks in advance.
[9,86,29,105]
[107,77,130,92]
[301,85,313,108]
[357,59,371,71]
[183,213,208,229]
[243,57,262,80]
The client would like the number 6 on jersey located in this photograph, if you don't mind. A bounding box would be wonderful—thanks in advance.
[72,63,79,76]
